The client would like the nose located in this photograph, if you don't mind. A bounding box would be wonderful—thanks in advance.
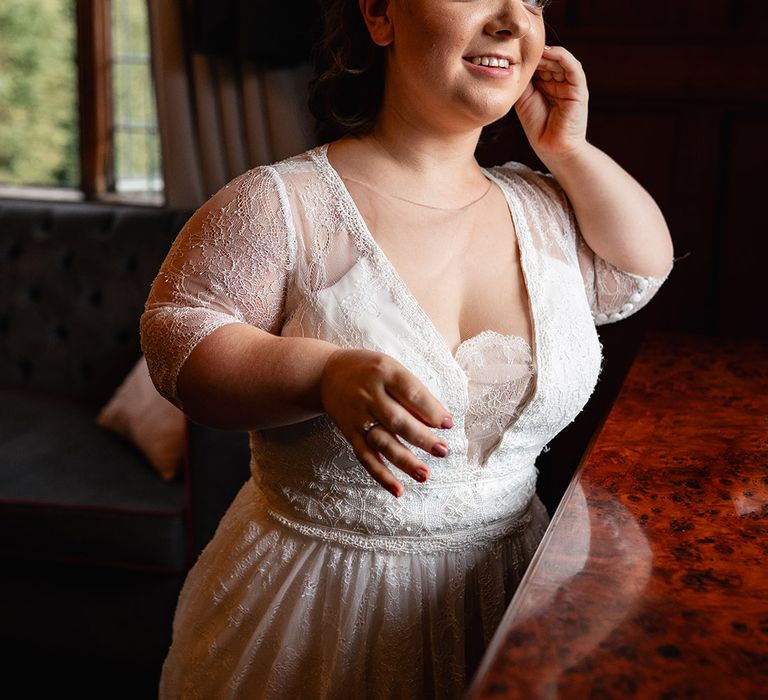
[485,0,532,39]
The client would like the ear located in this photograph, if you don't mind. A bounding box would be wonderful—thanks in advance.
[359,0,394,47]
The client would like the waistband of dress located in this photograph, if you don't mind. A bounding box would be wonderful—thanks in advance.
[250,481,535,554]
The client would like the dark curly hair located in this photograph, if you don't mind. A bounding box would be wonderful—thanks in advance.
[307,0,526,143]
[308,0,386,142]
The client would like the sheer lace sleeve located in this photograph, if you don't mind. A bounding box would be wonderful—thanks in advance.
[575,233,671,325]
[495,162,672,327]
[140,166,295,406]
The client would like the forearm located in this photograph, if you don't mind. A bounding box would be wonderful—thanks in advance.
[176,323,340,431]
[543,142,674,278]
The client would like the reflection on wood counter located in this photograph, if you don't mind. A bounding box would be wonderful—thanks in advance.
[466,332,768,700]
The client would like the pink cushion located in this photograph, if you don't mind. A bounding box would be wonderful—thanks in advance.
[97,357,185,481]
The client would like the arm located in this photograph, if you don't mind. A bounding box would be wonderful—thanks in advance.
[515,45,674,278]
[141,168,451,496]
[175,324,337,431]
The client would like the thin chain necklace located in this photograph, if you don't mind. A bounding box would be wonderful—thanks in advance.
[354,132,495,212]
[342,175,494,212]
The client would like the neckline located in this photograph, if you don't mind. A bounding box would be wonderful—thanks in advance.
[453,329,532,364]
[315,143,539,366]
[339,174,494,212]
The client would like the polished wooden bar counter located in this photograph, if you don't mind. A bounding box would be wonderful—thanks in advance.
[467,332,768,700]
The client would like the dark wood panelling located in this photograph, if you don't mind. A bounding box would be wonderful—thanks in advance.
[715,113,768,337]
[575,44,768,103]
[547,0,768,32]
[741,0,768,26]
[661,107,727,335]
[563,0,733,30]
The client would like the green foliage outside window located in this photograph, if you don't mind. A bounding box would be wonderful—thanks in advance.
[0,0,79,188]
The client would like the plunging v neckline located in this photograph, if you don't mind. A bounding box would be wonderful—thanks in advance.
[316,144,540,369]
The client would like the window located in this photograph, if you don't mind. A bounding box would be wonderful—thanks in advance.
[0,0,79,190]
[111,0,162,199]
[0,0,163,203]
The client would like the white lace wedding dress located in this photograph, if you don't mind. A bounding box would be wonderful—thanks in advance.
[141,145,670,699]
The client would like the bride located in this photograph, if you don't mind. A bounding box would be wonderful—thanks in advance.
[142,0,673,697]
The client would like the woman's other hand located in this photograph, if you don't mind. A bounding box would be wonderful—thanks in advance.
[319,349,453,498]
[515,45,589,163]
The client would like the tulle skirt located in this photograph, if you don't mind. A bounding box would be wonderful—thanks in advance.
[159,478,549,700]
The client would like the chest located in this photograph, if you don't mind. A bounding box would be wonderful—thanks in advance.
[286,245,603,457]
[350,184,533,353]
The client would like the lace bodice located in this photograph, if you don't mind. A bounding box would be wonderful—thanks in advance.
[141,145,671,552]
[458,332,534,466]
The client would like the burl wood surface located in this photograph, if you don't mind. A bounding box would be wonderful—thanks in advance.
[467,333,768,700]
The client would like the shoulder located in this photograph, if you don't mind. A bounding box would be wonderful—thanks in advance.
[487,161,574,231]
[177,164,296,251]
[487,160,567,206]
[487,161,579,258]
[201,146,322,209]
[269,146,325,182]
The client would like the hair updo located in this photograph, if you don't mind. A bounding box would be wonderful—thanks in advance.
[307,0,386,142]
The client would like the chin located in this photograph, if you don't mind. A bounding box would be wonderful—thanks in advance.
[459,101,516,132]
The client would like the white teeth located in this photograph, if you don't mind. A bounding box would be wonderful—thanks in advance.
[470,56,510,69]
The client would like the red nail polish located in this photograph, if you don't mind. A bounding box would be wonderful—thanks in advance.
[441,417,453,429]
[416,469,429,482]
[431,444,448,458]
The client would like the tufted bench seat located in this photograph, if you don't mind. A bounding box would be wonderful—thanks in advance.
[0,200,192,569]
[0,198,250,694]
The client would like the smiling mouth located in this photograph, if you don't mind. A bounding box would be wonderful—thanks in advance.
[465,56,511,69]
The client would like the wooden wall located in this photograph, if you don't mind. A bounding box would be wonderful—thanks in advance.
[476,0,768,511]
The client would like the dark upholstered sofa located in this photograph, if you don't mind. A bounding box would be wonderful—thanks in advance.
[0,198,250,696]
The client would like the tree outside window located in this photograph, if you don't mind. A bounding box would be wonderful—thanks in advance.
[0,0,163,202]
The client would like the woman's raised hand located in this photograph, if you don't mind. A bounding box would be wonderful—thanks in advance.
[319,349,453,498]
[515,45,589,163]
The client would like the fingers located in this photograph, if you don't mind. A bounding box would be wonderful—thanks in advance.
[357,385,448,495]
[365,426,431,483]
[386,366,453,431]
[350,435,405,498]
[319,349,454,497]
[376,395,450,457]
[352,419,434,499]
[536,46,585,86]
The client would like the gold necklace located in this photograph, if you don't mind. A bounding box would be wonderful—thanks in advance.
[342,176,493,212]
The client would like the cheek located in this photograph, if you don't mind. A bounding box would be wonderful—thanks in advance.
[520,57,540,86]
[521,30,546,79]
[528,19,547,57]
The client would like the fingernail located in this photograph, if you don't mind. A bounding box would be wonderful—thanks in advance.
[390,485,403,498]
[415,469,429,482]
[544,45,552,50]
[441,417,453,429]
[431,443,448,458]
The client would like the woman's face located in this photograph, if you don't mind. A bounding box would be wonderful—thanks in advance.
[370,0,547,132]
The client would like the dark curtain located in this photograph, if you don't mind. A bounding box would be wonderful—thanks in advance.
[190,0,322,66]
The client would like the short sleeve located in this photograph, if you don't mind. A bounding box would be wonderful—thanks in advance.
[491,161,672,327]
[140,166,295,406]
[575,233,671,325]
